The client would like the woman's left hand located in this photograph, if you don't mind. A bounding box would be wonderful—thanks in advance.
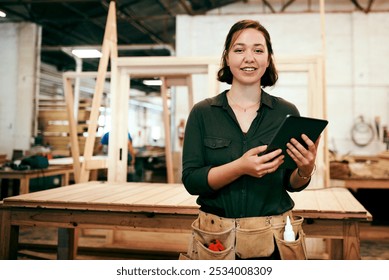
[286,134,321,176]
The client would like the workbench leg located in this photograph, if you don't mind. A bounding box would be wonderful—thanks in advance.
[19,178,29,195]
[90,170,98,181]
[61,173,70,186]
[0,207,10,259]
[58,228,78,260]
[327,239,343,260]
[343,221,361,260]
[0,208,19,259]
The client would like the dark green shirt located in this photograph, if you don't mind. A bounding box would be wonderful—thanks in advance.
[182,89,309,218]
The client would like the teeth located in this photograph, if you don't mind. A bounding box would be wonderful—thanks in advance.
[242,67,255,71]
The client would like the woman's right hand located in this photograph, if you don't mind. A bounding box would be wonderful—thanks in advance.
[208,146,284,190]
[239,145,284,178]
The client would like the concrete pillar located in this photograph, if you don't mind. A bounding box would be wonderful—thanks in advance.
[0,23,41,159]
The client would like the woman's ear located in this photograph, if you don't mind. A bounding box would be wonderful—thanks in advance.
[224,50,229,66]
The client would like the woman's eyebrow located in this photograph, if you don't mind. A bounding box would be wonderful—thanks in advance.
[232,42,265,47]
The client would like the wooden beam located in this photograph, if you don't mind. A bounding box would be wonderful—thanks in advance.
[63,77,81,182]
[161,77,174,183]
[79,1,118,182]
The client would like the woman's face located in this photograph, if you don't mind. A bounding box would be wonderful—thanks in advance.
[226,28,270,87]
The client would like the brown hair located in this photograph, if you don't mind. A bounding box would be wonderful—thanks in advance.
[217,19,278,87]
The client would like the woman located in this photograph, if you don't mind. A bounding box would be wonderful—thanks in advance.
[181,19,320,260]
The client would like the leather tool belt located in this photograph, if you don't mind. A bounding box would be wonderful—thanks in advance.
[180,210,307,260]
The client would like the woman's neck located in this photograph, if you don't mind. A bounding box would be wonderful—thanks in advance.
[228,84,261,105]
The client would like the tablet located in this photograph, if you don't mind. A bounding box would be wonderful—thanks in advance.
[262,115,328,169]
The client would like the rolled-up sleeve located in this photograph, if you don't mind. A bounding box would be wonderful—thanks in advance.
[182,105,216,196]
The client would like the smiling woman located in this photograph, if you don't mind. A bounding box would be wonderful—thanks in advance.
[181,19,323,260]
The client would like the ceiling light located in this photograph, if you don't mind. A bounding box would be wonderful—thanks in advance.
[0,10,6,18]
[71,49,102,58]
[143,79,162,86]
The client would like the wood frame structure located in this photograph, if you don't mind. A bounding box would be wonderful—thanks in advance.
[110,56,220,183]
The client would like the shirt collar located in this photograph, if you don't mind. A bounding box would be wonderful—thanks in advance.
[210,89,275,110]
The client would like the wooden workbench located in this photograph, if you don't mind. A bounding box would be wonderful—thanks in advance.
[0,165,73,198]
[0,182,370,260]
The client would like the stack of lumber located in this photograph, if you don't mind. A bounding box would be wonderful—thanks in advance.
[38,98,101,156]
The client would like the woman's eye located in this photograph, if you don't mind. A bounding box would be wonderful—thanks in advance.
[233,49,243,53]
[254,49,264,53]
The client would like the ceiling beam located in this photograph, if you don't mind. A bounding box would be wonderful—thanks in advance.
[262,0,276,13]
[280,0,296,12]
[178,0,195,15]
[350,0,375,13]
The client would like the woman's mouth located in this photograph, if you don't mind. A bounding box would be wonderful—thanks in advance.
[241,67,256,72]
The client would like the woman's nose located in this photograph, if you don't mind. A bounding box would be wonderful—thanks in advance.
[244,51,254,62]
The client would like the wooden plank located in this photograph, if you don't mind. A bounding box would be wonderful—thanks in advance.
[43,124,87,134]
[290,189,320,211]
[91,183,151,203]
[62,76,79,183]
[186,75,194,110]
[140,186,184,205]
[49,186,123,203]
[9,208,196,231]
[165,76,189,87]
[38,110,69,120]
[177,195,199,207]
[161,77,174,183]
[290,188,369,219]
[3,182,99,202]
[84,158,108,170]
[59,183,148,203]
[116,56,219,71]
[107,58,128,182]
[38,110,90,121]
[158,188,196,206]
[331,188,369,214]
[316,188,344,213]
[113,184,177,204]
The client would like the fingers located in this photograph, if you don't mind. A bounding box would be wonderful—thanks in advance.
[256,154,284,177]
[286,134,318,166]
[314,134,321,147]
[255,145,268,155]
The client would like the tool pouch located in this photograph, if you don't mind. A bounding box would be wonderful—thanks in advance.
[235,217,274,259]
[272,216,308,260]
[184,211,235,260]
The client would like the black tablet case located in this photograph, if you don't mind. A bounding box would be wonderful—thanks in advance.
[264,115,328,169]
